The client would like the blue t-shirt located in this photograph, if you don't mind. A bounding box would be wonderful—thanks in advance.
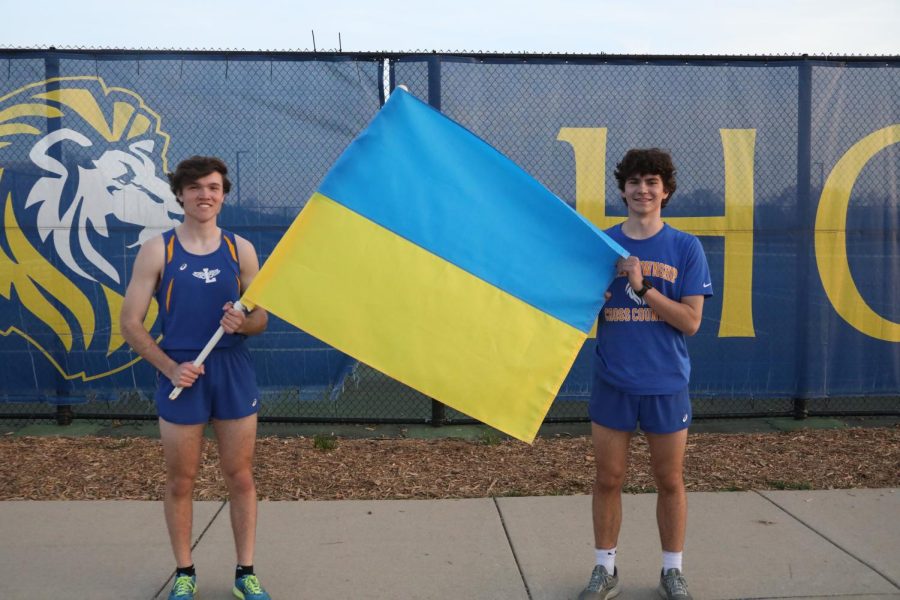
[594,223,712,395]
[155,229,244,351]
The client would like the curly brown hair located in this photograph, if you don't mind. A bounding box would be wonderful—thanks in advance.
[614,148,677,208]
[168,156,232,205]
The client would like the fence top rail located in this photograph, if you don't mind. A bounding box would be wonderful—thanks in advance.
[0,47,897,65]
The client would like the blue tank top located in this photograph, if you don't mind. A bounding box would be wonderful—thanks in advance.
[156,229,244,351]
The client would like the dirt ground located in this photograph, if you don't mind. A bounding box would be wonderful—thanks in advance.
[1,426,897,500]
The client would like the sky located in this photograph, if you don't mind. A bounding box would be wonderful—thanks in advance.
[3,0,898,56]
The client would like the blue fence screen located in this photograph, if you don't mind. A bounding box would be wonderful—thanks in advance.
[0,51,897,414]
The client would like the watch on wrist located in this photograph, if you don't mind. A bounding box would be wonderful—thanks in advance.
[635,278,653,297]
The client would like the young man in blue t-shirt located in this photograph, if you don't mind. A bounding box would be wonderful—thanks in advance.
[578,148,712,600]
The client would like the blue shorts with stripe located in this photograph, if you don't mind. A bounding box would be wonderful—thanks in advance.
[155,344,260,425]
[589,373,691,434]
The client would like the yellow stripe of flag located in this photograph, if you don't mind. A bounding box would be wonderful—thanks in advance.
[244,193,586,442]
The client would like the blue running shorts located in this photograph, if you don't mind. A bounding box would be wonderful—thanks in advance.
[155,344,260,425]
[589,374,692,434]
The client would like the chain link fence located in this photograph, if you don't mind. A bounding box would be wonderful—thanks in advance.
[0,51,897,426]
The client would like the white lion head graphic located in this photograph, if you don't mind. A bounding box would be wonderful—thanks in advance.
[26,129,181,284]
[0,77,182,380]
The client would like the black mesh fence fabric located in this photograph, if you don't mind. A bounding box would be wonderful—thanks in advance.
[0,51,897,425]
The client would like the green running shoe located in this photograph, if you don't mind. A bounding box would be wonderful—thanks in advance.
[167,574,197,600]
[233,573,271,600]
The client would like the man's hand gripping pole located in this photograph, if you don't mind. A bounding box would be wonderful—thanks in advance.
[168,300,246,400]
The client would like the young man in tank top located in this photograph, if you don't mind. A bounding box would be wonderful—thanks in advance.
[121,156,271,600]
[578,149,713,600]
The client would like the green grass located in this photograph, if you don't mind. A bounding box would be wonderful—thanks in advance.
[476,429,503,446]
[766,480,813,490]
[312,433,338,452]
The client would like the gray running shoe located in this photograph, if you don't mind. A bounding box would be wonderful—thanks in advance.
[577,565,620,600]
[658,568,692,600]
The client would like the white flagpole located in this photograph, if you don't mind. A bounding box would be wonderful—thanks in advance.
[168,300,245,400]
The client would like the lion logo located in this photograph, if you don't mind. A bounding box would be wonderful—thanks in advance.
[0,76,183,381]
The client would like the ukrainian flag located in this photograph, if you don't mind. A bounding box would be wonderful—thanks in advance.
[243,88,627,442]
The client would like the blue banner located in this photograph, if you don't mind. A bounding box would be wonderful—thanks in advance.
[0,52,897,411]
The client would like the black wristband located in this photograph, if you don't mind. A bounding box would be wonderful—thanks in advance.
[635,278,653,297]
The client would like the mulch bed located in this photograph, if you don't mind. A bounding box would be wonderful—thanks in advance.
[1,427,897,501]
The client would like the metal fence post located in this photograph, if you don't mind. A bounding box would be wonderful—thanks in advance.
[45,54,75,427]
[794,56,813,420]
[56,404,73,426]
[427,53,447,428]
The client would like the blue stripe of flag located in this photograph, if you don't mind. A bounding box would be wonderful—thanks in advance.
[319,88,627,333]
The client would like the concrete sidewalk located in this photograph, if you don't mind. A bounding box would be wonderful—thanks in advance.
[0,489,897,599]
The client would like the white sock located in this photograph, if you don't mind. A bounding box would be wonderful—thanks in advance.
[595,547,617,573]
[662,550,683,573]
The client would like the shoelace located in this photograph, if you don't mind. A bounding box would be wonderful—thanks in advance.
[663,570,689,596]
[587,567,614,592]
[240,574,263,594]
[172,575,195,595]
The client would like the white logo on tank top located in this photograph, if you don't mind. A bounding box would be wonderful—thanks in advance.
[192,267,220,284]
[179,263,187,271]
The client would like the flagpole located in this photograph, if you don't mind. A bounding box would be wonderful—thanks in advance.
[168,300,245,400]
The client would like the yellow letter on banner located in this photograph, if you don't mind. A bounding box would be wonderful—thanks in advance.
[815,125,900,342]
[557,127,613,337]
[558,127,756,337]
[557,127,620,231]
